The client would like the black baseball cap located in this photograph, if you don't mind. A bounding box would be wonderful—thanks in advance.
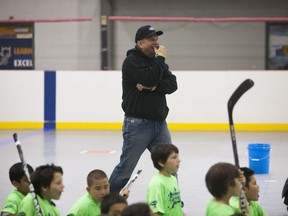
[135,25,163,42]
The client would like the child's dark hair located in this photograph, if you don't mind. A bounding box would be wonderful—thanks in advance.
[31,163,63,196]
[205,162,240,199]
[9,162,34,183]
[121,202,151,216]
[87,169,107,187]
[101,193,127,214]
[151,143,179,170]
[240,167,255,188]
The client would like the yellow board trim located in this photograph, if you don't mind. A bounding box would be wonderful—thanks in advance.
[56,122,122,130]
[167,123,288,131]
[0,122,43,129]
[1,122,288,131]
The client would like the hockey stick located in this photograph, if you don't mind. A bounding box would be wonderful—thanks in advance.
[228,79,254,167]
[13,133,43,216]
[227,79,254,214]
[121,169,142,197]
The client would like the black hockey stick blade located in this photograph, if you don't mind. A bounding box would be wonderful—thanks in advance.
[228,79,254,114]
[13,133,18,142]
[282,178,288,198]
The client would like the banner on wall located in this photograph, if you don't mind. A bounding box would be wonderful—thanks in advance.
[0,23,34,70]
[266,22,288,70]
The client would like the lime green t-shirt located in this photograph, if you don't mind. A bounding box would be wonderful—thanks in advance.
[18,193,60,216]
[147,173,183,216]
[1,189,24,214]
[67,194,101,216]
[205,198,240,216]
[229,196,267,216]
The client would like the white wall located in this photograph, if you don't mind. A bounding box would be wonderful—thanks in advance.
[167,71,288,124]
[0,71,44,121]
[1,70,288,127]
[56,71,123,122]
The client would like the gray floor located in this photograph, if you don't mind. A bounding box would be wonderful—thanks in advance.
[0,129,287,215]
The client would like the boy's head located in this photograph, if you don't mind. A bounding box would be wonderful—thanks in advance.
[205,162,241,199]
[151,144,180,173]
[100,193,128,216]
[31,163,64,201]
[9,162,34,196]
[86,169,110,202]
[240,167,259,201]
[121,202,153,216]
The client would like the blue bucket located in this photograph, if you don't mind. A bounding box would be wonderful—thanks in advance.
[248,143,271,174]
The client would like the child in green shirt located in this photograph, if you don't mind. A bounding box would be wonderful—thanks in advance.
[67,169,128,216]
[1,162,34,216]
[205,162,248,216]
[230,167,267,216]
[18,163,64,216]
[147,143,184,216]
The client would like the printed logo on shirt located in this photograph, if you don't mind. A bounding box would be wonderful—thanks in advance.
[3,204,14,209]
[168,187,181,209]
[149,200,158,208]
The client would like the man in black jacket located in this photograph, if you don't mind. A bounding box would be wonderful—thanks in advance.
[109,25,178,193]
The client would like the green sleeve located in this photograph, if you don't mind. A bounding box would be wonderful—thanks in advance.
[1,190,24,214]
[1,200,18,214]
[147,183,165,214]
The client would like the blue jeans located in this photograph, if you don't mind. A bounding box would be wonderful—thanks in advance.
[109,116,172,193]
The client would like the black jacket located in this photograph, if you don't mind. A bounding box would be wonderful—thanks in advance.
[121,47,177,121]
